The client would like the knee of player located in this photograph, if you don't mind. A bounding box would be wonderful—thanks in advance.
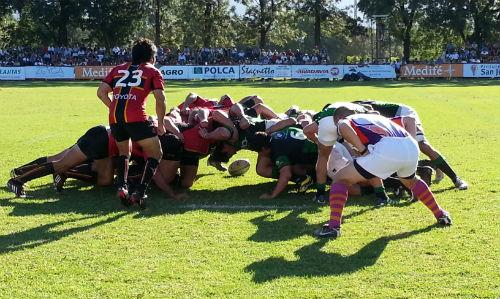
[181,178,194,189]
[53,160,71,173]
[97,176,114,187]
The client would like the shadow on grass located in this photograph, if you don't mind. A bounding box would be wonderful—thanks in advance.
[0,212,127,255]
[248,206,378,243]
[0,180,327,218]
[245,224,437,283]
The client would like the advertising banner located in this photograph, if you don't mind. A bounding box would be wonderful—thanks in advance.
[159,65,191,80]
[239,65,291,78]
[24,66,74,79]
[342,65,396,79]
[74,66,115,80]
[0,67,25,80]
[190,65,239,80]
[401,64,463,78]
[291,65,343,79]
[463,64,500,78]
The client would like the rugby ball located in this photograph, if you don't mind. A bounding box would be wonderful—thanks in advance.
[228,159,251,177]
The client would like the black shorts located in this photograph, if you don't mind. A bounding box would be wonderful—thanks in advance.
[242,98,256,109]
[76,125,109,160]
[180,150,200,167]
[295,153,318,166]
[159,133,184,161]
[244,107,258,118]
[110,121,156,142]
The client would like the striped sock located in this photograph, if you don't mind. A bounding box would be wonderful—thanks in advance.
[328,183,349,229]
[411,179,444,219]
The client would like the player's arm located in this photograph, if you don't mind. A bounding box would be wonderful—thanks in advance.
[260,165,292,199]
[152,171,182,199]
[212,110,239,142]
[153,89,166,136]
[199,127,231,141]
[338,121,367,155]
[316,142,332,186]
[265,118,297,134]
[164,117,184,141]
[181,92,198,111]
[97,82,112,108]
[401,116,417,139]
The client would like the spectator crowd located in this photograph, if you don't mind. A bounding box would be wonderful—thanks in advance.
[0,46,330,67]
[436,42,500,64]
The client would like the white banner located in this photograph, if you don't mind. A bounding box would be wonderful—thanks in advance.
[342,65,396,79]
[291,65,343,79]
[159,65,191,80]
[0,67,25,80]
[239,65,291,78]
[190,65,239,80]
[24,66,75,79]
[463,64,500,78]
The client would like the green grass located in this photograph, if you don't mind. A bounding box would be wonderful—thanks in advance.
[0,79,499,298]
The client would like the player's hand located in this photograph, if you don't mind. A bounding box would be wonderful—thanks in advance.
[175,132,184,142]
[199,120,209,128]
[174,192,189,201]
[259,193,274,200]
[239,117,250,130]
[199,128,209,139]
[157,125,166,136]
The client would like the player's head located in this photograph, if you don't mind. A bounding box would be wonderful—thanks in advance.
[333,106,356,124]
[249,132,271,152]
[132,38,157,65]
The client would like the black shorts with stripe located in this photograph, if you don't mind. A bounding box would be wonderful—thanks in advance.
[110,121,156,142]
[76,125,109,160]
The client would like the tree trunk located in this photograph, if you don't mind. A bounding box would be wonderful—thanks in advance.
[155,0,161,46]
[203,0,213,47]
[403,28,411,63]
[259,28,267,49]
[259,0,267,49]
[314,0,321,47]
[57,0,69,46]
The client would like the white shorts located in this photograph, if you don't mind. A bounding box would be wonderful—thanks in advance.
[327,142,352,179]
[356,136,419,179]
[396,105,426,142]
[264,119,279,130]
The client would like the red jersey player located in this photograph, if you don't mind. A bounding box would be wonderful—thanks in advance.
[97,38,166,208]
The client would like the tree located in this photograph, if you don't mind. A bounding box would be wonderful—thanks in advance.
[3,0,86,46]
[358,0,427,62]
[237,0,287,49]
[85,0,150,48]
[425,0,500,44]
[296,0,339,48]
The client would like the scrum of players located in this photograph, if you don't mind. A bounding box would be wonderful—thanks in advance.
[6,38,467,239]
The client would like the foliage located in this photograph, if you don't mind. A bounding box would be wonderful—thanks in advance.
[0,0,498,60]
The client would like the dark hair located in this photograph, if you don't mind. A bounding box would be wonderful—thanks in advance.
[249,131,271,152]
[333,106,356,122]
[132,38,157,65]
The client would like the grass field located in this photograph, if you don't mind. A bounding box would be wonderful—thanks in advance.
[0,79,499,298]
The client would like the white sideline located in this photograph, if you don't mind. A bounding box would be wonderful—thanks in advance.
[174,204,317,211]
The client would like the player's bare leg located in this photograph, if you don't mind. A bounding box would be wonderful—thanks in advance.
[154,160,183,199]
[11,147,71,177]
[418,140,467,190]
[7,145,87,197]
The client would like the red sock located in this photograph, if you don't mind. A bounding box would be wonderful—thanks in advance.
[328,183,348,229]
[411,179,444,219]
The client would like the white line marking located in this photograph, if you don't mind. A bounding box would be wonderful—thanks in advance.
[174,204,319,210]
